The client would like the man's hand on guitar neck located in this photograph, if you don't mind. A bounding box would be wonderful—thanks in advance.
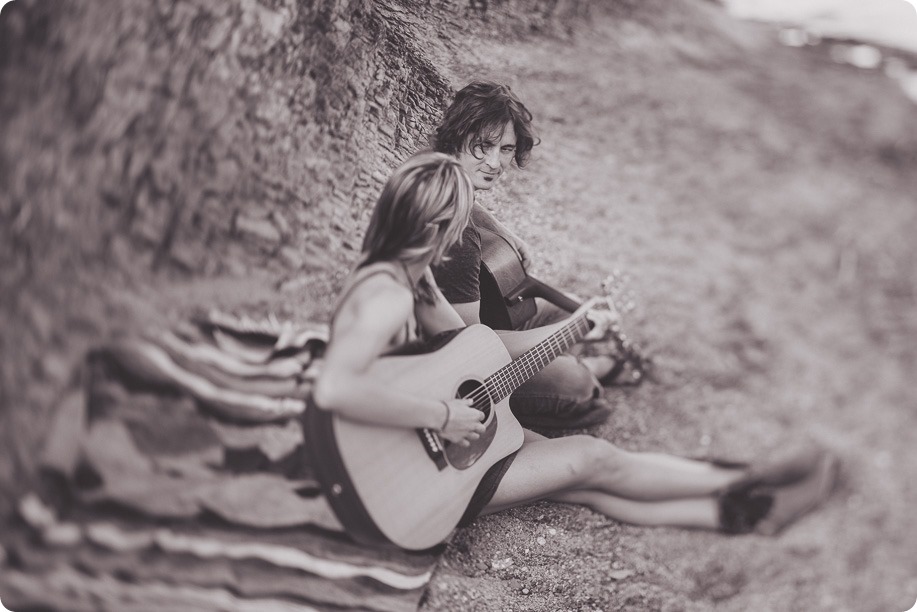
[576,298,623,342]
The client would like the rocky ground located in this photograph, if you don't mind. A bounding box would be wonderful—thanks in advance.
[3,2,917,611]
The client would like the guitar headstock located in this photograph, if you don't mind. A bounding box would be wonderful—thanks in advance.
[597,268,653,385]
[577,295,619,316]
[601,269,637,315]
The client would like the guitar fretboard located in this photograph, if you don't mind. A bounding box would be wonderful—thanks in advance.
[484,314,592,404]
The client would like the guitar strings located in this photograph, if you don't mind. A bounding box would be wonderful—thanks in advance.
[447,279,646,412]
[455,317,591,408]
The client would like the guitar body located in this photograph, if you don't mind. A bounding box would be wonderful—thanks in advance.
[478,226,580,330]
[478,226,538,330]
[305,325,525,551]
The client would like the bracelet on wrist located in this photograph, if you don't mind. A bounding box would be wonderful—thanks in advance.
[440,400,451,431]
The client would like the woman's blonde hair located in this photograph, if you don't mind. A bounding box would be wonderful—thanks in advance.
[360,152,474,300]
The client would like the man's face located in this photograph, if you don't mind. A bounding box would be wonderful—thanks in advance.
[456,120,517,191]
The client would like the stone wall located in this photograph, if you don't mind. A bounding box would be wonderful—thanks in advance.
[2,0,440,279]
[0,0,601,282]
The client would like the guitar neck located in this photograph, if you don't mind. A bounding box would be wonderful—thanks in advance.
[484,312,592,404]
[526,276,647,381]
[524,277,582,312]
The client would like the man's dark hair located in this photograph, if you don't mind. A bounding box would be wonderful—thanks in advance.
[432,81,538,168]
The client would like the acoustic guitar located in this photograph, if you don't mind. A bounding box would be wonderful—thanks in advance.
[478,225,650,383]
[304,302,604,551]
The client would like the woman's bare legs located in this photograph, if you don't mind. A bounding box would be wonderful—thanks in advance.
[483,430,743,528]
[554,490,719,529]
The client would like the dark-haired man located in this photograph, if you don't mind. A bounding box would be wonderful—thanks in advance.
[431,81,621,429]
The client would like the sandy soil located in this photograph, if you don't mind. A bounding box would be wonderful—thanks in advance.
[414,11,917,612]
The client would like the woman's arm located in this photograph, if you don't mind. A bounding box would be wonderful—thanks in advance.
[313,278,446,428]
[312,275,484,444]
[415,267,468,334]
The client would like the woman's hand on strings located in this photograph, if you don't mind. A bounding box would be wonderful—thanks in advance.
[439,398,486,446]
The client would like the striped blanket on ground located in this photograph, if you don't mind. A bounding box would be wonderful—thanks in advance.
[0,312,444,612]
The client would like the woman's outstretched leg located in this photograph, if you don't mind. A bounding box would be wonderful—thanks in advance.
[487,431,745,509]
[482,431,724,528]
[553,490,719,529]
[483,430,836,533]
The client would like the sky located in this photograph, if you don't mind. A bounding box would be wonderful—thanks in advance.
[724,0,917,53]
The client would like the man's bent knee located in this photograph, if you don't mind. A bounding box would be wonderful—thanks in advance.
[540,356,600,404]
[509,357,605,426]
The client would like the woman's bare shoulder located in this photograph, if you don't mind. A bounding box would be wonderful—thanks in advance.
[335,272,413,335]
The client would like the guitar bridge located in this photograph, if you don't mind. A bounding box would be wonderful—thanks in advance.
[417,428,448,471]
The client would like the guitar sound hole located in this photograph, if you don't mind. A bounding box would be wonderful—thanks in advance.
[442,379,497,471]
[457,379,490,420]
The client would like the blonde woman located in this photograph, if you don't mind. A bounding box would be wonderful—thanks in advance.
[313,152,837,538]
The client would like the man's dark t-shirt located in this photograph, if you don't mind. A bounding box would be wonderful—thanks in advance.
[433,206,491,304]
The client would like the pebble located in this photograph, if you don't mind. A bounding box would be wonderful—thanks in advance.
[39,354,71,383]
[235,214,281,243]
[491,557,514,570]
[537,537,547,545]
[43,522,82,547]
[19,494,56,529]
[27,300,54,341]
[548,528,557,535]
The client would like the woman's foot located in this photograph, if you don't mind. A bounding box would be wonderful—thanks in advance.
[754,451,839,536]
[717,448,839,535]
[729,441,828,492]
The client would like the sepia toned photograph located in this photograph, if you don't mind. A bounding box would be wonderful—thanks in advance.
[1,1,915,610]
